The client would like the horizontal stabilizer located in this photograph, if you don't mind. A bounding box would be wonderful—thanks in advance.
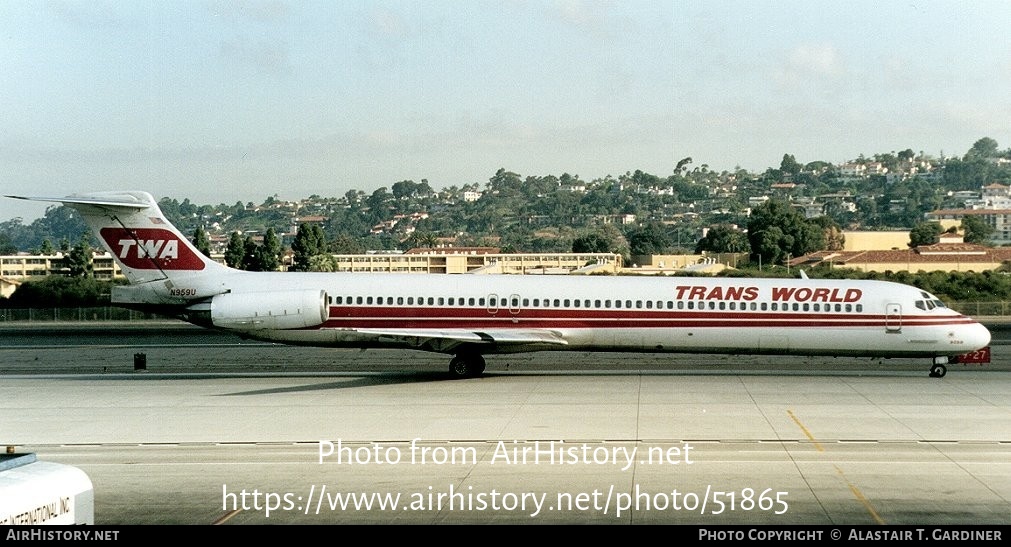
[5,192,153,210]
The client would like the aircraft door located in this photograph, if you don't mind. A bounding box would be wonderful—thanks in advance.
[885,303,902,333]
[487,293,499,315]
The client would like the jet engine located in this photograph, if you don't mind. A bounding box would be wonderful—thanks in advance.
[210,289,328,330]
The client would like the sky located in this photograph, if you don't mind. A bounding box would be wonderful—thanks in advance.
[2,0,1010,222]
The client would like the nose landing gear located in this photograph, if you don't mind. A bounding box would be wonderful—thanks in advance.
[929,356,948,378]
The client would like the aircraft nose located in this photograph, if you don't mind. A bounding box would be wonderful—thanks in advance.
[969,321,992,350]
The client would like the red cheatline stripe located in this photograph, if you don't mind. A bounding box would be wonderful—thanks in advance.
[317,307,975,330]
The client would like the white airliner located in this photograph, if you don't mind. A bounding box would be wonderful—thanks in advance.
[7,191,992,378]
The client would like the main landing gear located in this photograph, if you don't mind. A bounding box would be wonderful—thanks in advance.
[929,357,947,378]
[448,353,486,379]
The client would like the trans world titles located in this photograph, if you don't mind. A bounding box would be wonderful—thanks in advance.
[673,284,862,303]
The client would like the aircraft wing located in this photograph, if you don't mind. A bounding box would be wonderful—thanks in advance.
[350,328,568,352]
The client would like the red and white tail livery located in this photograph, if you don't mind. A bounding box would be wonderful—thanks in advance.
[7,191,992,378]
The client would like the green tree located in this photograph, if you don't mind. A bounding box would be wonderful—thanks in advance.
[391,180,420,200]
[307,254,339,272]
[63,235,94,277]
[908,221,944,247]
[572,232,611,253]
[259,228,281,271]
[242,236,261,271]
[695,225,749,253]
[747,199,825,266]
[405,231,439,249]
[626,222,673,256]
[330,234,365,254]
[961,215,993,244]
[780,154,801,175]
[0,233,15,254]
[810,216,845,251]
[224,232,245,268]
[290,223,327,272]
[674,157,692,176]
[570,225,628,257]
[965,137,999,160]
[27,206,89,252]
[192,226,212,257]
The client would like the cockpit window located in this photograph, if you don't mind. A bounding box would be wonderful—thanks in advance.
[916,291,948,310]
[915,299,946,311]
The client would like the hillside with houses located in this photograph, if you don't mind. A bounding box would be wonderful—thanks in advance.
[2,137,1010,275]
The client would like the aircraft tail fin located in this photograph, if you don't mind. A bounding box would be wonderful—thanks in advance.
[6,191,230,284]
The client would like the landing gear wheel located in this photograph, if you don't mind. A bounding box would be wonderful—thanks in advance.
[449,354,486,379]
[929,363,947,378]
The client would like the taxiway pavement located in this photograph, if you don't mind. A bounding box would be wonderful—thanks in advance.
[2,322,1009,525]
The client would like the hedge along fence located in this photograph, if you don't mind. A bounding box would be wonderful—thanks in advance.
[0,307,163,322]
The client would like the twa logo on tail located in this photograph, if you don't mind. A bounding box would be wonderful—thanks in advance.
[99,228,206,271]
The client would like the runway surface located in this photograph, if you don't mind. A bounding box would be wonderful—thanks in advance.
[2,321,1010,525]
